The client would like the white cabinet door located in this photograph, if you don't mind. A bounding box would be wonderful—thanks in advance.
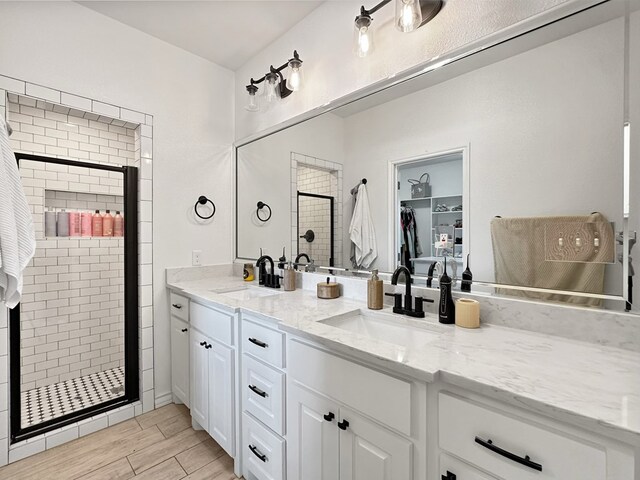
[339,407,413,480]
[171,316,190,407]
[208,341,235,456]
[190,329,209,429]
[287,383,339,480]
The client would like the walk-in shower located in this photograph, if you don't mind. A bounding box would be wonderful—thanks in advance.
[10,153,138,443]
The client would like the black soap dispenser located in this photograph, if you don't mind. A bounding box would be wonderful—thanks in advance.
[439,258,456,324]
[461,254,473,292]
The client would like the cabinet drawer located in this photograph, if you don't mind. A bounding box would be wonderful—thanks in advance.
[243,412,285,480]
[243,318,285,368]
[440,453,497,479]
[289,339,412,436]
[438,393,606,480]
[243,355,285,436]
[170,292,189,321]
[190,302,234,346]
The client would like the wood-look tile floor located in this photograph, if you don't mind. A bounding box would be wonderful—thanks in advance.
[0,404,239,480]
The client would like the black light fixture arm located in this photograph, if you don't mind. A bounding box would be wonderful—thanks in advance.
[360,0,391,18]
[245,50,302,91]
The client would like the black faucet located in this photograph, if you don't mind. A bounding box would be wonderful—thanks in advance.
[294,253,310,270]
[386,265,432,318]
[256,255,280,288]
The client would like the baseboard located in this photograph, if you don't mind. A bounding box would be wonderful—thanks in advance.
[154,392,173,408]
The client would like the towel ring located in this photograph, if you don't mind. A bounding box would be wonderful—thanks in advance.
[195,195,216,220]
[256,201,272,222]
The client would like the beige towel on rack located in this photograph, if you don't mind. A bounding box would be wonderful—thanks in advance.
[490,213,614,306]
[0,114,36,308]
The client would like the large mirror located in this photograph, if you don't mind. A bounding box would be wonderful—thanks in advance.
[236,0,639,312]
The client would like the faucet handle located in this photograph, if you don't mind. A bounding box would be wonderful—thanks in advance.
[385,292,403,314]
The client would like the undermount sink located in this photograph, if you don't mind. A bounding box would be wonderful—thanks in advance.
[320,310,444,348]
[212,285,283,301]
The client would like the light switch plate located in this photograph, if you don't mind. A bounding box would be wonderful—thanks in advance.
[192,250,202,266]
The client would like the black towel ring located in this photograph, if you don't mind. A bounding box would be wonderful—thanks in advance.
[256,201,272,222]
[195,195,216,220]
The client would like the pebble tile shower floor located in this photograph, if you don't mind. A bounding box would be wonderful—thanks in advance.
[20,367,124,428]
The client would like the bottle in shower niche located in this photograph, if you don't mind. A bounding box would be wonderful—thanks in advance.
[114,211,124,237]
[57,209,70,237]
[92,210,103,237]
[103,210,114,237]
[81,211,92,237]
[69,212,81,237]
[44,208,57,237]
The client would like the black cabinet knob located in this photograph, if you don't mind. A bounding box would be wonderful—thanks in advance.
[199,341,206,347]
[323,412,335,422]
[337,419,349,430]
[441,472,456,480]
[205,343,212,349]
[181,328,188,333]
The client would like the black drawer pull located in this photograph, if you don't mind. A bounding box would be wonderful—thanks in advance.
[323,412,335,422]
[172,303,182,309]
[205,343,212,349]
[249,444,267,462]
[248,337,268,348]
[199,341,206,347]
[442,471,456,480]
[475,436,542,472]
[181,328,188,333]
[248,385,268,398]
[337,419,349,430]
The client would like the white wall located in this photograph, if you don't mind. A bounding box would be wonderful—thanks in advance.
[237,113,344,260]
[235,0,581,140]
[0,1,234,401]
[342,17,625,293]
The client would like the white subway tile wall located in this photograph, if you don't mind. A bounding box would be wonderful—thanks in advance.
[1,79,154,464]
[8,96,131,398]
[291,153,343,267]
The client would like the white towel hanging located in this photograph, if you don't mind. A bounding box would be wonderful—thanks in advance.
[0,114,36,308]
[349,183,377,268]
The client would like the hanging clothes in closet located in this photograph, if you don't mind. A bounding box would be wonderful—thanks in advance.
[400,206,422,273]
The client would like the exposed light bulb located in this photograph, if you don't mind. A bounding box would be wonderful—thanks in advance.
[395,0,422,33]
[264,74,279,103]
[245,93,259,112]
[358,27,371,56]
[289,67,301,91]
[354,14,373,57]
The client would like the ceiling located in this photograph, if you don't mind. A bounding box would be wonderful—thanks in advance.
[77,1,323,71]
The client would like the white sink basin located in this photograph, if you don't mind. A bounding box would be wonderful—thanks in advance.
[320,310,443,348]
[212,285,283,301]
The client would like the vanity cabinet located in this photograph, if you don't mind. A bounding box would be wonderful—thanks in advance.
[170,316,190,406]
[240,313,288,480]
[189,302,236,457]
[287,338,426,480]
[170,292,190,406]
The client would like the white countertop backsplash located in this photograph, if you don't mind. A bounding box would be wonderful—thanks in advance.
[166,264,640,444]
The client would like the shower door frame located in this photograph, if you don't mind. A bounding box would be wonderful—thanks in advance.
[297,191,335,267]
[9,153,139,444]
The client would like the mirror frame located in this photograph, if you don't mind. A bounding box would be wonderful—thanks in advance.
[234,0,636,308]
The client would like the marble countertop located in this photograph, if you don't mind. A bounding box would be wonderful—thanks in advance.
[167,274,640,445]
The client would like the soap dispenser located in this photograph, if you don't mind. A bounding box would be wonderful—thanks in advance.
[461,254,473,292]
[438,258,456,324]
[367,269,383,310]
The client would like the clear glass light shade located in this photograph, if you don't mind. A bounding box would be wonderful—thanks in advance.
[288,61,304,92]
[263,74,280,103]
[396,0,422,32]
[354,20,373,57]
[245,90,259,112]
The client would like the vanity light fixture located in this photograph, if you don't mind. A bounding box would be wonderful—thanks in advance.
[354,0,442,57]
[244,51,304,112]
